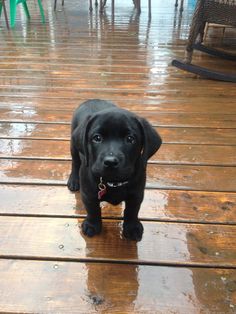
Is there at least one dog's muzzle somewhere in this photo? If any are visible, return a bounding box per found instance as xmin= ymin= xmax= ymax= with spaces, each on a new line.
xmin=103 ymin=155 xmax=119 ymax=169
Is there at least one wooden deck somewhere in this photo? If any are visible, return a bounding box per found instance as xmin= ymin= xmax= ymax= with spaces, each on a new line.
xmin=1 ymin=0 xmax=236 ymax=313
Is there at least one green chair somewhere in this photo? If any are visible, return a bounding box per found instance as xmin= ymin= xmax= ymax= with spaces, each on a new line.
xmin=9 ymin=0 xmax=45 ymax=27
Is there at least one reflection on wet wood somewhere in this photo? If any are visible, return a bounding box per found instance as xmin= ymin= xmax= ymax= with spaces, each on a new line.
xmin=1 ymin=260 xmax=235 ymax=314
xmin=1 ymin=159 xmax=236 ymax=191
xmin=1 ymin=123 xmax=236 ymax=146
xmin=1 ymin=108 xmax=236 ymax=127
xmin=0 ymin=0 xmax=236 ymax=312
xmin=147 ymin=164 xmax=236 ymax=192
xmin=0 ymin=123 xmax=70 ymax=140
xmin=160 ymin=127 xmax=236 ymax=145
xmin=1 ymin=139 xmax=236 ymax=166
xmin=0 ymin=185 xmax=235 ymax=224
xmin=1 ymin=76 xmax=236 ymax=97
xmin=1 ymin=98 xmax=236 ymax=113
xmin=0 ymin=216 xmax=236 ymax=266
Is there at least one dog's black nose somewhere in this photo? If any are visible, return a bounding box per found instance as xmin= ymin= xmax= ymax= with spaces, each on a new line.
xmin=103 ymin=156 xmax=119 ymax=168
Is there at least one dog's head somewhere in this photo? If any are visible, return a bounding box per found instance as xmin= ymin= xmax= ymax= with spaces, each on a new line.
xmin=72 ymin=108 xmax=162 ymax=182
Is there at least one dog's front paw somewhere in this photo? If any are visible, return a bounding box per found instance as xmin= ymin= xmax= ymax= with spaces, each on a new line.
xmin=82 ymin=219 xmax=102 ymax=237
xmin=67 ymin=174 xmax=80 ymax=191
xmin=123 ymin=220 xmax=144 ymax=241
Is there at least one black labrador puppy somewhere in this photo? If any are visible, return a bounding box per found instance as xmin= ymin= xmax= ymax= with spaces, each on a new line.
xmin=67 ymin=99 xmax=162 ymax=241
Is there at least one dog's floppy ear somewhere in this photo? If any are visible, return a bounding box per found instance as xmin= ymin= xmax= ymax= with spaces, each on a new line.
xmin=138 ymin=117 xmax=162 ymax=163
xmin=71 ymin=115 xmax=94 ymax=166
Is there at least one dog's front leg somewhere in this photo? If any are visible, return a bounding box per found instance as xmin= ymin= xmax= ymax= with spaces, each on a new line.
xmin=123 ymin=198 xmax=143 ymax=241
xmin=82 ymin=198 xmax=102 ymax=237
xmin=67 ymin=146 xmax=81 ymax=191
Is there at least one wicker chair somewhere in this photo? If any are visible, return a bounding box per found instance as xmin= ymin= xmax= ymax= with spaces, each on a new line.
xmin=172 ymin=0 xmax=236 ymax=82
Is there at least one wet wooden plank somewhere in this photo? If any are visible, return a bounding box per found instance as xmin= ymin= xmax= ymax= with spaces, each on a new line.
xmin=0 ymin=89 xmax=235 ymax=115
xmin=0 ymin=260 xmax=235 ymax=314
xmin=1 ymin=74 xmax=236 ymax=97
xmin=1 ymin=57 xmax=236 ymax=72
xmin=0 ymin=159 xmax=70 ymax=185
xmin=0 ymin=159 xmax=235 ymax=192
xmin=0 ymin=48 xmax=235 ymax=61
xmin=147 ymin=164 xmax=236 ymax=192
xmin=1 ymin=98 xmax=236 ymax=114
xmin=1 ymin=60 xmax=236 ymax=84
xmin=153 ymin=144 xmax=236 ymax=166
xmin=0 ymin=69 xmax=208 ymax=81
xmin=0 ymin=139 xmax=70 ymax=160
xmin=160 ymin=127 xmax=236 ymax=145
xmin=1 ymin=139 xmax=236 ymax=166
xmin=0 ymin=72 xmax=235 ymax=86
xmin=0 ymin=123 xmax=70 ymax=140
xmin=0 ymin=216 xmax=236 ymax=266
xmin=1 ymin=123 xmax=236 ymax=146
xmin=1 ymin=108 xmax=236 ymax=127
xmin=0 ymin=185 xmax=235 ymax=224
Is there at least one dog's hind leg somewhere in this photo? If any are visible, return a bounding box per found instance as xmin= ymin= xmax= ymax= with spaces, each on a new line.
xmin=67 ymin=146 xmax=81 ymax=191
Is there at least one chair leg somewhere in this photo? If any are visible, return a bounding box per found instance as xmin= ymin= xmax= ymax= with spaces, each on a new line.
xmin=10 ymin=0 xmax=17 ymax=27
xmin=9 ymin=0 xmax=45 ymax=27
xmin=89 ymin=0 xmax=93 ymax=11
xmin=54 ymin=0 xmax=57 ymax=11
xmin=22 ymin=1 xmax=31 ymax=20
xmin=184 ymin=20 xmax=206 ymax=62
xmin=148 ymin=0 xmax=151 ymax=18
xmin=3 ymin=1 xmax=9 ymax=28
xmin=136 ymin=0 xmax=141 ymax=13
xmin=99 ymin=0 xmax=106 ymax=12
xmin=185 ymin=6 xmax=205 ymax=63
xmin=37 ymin=0 xmax=45 ymax=23
xmin=0 ymin=0 xmax=10 ymax=29
xmin=54 ymin=0 xmax=65 ymax=10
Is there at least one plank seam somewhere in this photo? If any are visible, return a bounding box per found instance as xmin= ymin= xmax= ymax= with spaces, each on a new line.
xmin=1 ymin=120 xmax=236 ymax=129
xmin=0 ymin=213 xmax=235 ymax=226
xmin=0 ymin=255 xmax=235 ymax=269
xmin=1 ymin=156 xmax=235 ymax=167
xmin=1 ymin=137 xmax=236 ymax=147
xmin=1 ymin=181 xmax=236 ymax=193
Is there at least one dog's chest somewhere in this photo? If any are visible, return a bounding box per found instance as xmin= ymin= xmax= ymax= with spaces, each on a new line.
xmin=101 ymin=187 xmax=127 ymax=205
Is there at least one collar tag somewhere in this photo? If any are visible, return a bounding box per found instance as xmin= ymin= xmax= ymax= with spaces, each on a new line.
xmin=98 ymin=177 xmax=107 ymax=200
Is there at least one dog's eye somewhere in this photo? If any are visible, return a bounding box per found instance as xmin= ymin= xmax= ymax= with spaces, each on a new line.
xmin=92 ymin=134 xmax=103 ymax=143
xmin=126 ymin=135 xmax=135 ymax=144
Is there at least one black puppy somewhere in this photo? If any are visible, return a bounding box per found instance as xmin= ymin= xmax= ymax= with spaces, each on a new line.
xmin=67 ymin=99 xmax=162 ymax=241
